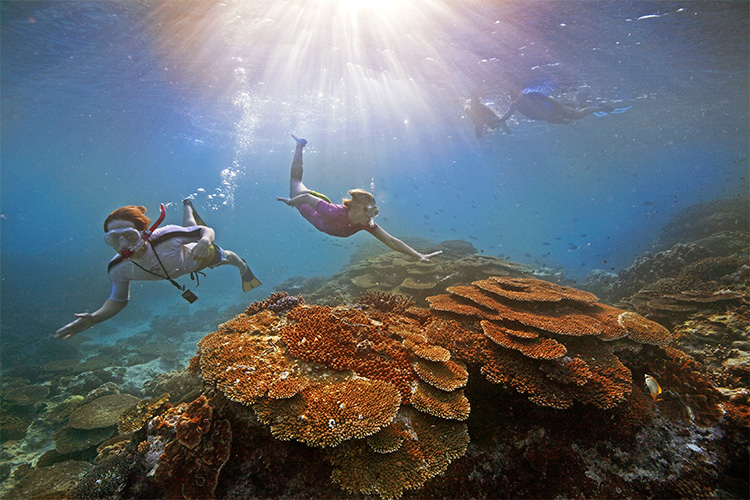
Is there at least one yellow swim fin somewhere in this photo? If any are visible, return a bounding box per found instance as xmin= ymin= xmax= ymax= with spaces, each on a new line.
xmin=241 ymin=260 xmax=261 ymax=292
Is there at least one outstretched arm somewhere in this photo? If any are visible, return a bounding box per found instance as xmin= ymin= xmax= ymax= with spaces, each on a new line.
xmin=276 ymin=193 xmax=321 ymax=209
xmin=55 ymin=298 xmax=128 ymax=339
xmin=371 ymin=226 xmax=442 ymax=261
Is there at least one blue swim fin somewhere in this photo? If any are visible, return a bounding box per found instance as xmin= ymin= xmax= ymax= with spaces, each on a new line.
xmin=594 ymin=105 xmax=631 ymax=117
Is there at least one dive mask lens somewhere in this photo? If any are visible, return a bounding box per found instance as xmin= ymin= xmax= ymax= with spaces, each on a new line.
xmin=365 ymin=205 xmax=380 ymax=218
xmin=104 ymin=228 xmax=141 ymax=249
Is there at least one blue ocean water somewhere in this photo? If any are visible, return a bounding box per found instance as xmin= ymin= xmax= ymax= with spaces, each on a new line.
xmin=1 ymin=1 xmax=748 ymax=368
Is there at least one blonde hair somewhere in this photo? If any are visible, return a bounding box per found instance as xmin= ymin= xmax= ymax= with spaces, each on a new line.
xmin=343 ymin=189 xmax=375 ymax=210
xmin=104 ymin=205 xmax=150 ymax=232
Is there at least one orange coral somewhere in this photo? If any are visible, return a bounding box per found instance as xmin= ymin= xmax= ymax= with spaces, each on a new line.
xmin=192 ymin=299 xmax=477 ymax=498
xmin=328 ymin=408 xmax=469 ymax=499
xmin=422 ymin=277 xmax=660 ymax=410
xmin=481 ymin=320 xmax=567 ymax=359
xmin=413 ymin=358 xmax=468 ymax=391
xmin=280 ymin=305 xmax=417 ymax=403
xmin=366 ymin=422 xmax=408 ymax=454
xmin=617 ymin=311 xmax=672 ymax=346
xmin=410 ymin=382 xmax=470 ymax=420
xmin=196 ymin=310 xmax=299 ymax=406
xmin=475 ymin=276 xmax=599 ymax=303
xmin=649 ymin=347 xmax=724 ymax=426
xmin=441 ymin=286 xmax=603 ymax=336
xmin=253 ymin=379 xmax=401 ymax=447
xmin=410 ymin=343 xmax=452 ymax=362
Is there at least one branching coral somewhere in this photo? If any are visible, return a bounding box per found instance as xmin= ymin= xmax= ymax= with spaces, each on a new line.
xmin=245 ymin=291 xmax=305 ymax=316
xmin=357 ymin=291 xmax=415 ymax=314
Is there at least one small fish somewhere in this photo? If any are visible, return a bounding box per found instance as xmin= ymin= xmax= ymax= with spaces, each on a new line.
xmin=644 ymin=374 xmax=662 ymax=401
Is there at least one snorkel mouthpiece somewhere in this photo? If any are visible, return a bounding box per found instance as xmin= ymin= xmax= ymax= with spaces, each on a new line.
xmin=117 ymin=203 xmax=167 ymax=260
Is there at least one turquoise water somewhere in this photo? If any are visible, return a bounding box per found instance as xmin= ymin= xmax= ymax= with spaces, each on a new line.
xmin=1 ymin=1 xmax=748 ymax=367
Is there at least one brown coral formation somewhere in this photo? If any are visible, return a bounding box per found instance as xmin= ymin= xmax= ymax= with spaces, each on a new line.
xmin=647 ymin=347 xmax=725 ymax=427
xmin=191 ymin=300 xmax=471 ymax=498
xmin=254 ymin=379 xmax=401 ymax=447
xmin=153 ymin=395 xmax=232 ymax=499
xmin=357 ymin=291 xmax=415 ymax=314
xmin=424 ymin=277 xmax=671 ymax=410
xmin=328 ymin=408 xmax=469 ymax=499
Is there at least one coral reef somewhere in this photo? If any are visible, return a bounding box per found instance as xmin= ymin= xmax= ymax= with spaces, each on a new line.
xmin=189 ymin=300 xmax=472 ymax=497
xmin=274 ymin=238 xmax=535 ymax=306
xmin=424 ymin=277 xmax=671 ymax=410
xmin=357 ymin=291 xmax=416 ymax=314
xmin=244 ymin=291 xmax=305 ymax=316
xmin=68 ymin=394 xmax=141 ymax=430
xmin=653 ymin=196 xmax=749 ymax=251
xmin=152 ymin=395 xmax=232 ymax=499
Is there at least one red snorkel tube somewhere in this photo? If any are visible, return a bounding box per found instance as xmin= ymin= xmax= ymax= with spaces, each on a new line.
xmin=120 ymin=203 xmax=166 ymax=260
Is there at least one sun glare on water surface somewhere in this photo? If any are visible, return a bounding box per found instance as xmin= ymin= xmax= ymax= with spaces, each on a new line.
xmin=149 ymin=0 xmax=519 ymax=201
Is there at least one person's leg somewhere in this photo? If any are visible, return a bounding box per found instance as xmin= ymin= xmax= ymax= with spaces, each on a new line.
xmin=223 ymin=249 xmax=246 ymax=272
xmin=224 ymin=249 xmax=262 ymax=291
xmin=183 ymin=199 xmax=197 ymax=226
xmin=290 ymin=135 xmax=311 ymax=198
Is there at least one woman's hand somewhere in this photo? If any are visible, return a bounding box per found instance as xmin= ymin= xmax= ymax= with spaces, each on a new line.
xmin=419 ymin=250 xmax=443 ymax=262
xmin=55 ymin=313 xmax=96 ymax=339
xmin=191 ymin=239 xmax=211 ymax=260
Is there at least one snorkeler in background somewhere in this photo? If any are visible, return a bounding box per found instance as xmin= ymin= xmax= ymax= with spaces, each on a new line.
xmin=55 ymin=200 xmax=261 ymax=340
xmin=276 ymin=135 xmax=442 ymax=262
xmin=465 ymin=91 xmax=511 ymax=139
xmin=498 ymin=84 xmax=617 ymax=125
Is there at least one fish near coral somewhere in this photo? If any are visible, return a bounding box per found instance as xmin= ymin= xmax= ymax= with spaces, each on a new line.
xmin=644 ymin=374 xmax=662 ymax=401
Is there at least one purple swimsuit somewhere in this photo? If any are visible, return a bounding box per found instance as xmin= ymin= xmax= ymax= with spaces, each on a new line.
xmin=298 ymin=200 xmax=378 ymax=237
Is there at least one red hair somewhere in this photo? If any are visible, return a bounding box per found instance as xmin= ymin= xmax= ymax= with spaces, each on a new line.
xmin=104 ymin=205 xmax=151 ymax=232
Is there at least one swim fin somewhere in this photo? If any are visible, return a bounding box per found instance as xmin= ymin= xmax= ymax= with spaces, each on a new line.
xmin=594 ymin=105 xmax=631 ymax=118
xmin=183 ymin=199 xmax=207 ymax=226
xmin=241 ymin=259 xmax=262 ymax=292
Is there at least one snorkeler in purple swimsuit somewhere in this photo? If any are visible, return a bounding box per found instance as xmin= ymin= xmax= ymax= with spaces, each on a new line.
xmin=276 ymin=136 xmax=442 ymax=261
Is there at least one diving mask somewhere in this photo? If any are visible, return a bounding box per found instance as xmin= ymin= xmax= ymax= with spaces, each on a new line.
xmin=104 ymin=227 xmax=145 ymax=257
xmin=365 ymin=205 xmax=380 ymax=219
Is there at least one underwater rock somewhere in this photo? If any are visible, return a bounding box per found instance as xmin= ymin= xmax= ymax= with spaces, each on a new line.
xmin=0 ymin=407 xmax=34 ymax=442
